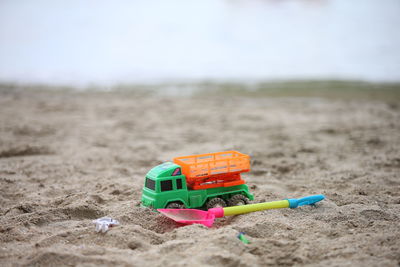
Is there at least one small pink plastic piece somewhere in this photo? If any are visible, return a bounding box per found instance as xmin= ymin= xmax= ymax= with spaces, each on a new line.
xmin=208 ymin=207 xmax=224 ymax=218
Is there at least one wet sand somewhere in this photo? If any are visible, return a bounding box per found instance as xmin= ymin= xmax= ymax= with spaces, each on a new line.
xmin=0 ymin=86 xmax=399 ymax=266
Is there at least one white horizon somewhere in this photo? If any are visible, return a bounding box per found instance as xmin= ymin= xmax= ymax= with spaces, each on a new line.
xmin=1 ymin=0 xmax=399 ymax=86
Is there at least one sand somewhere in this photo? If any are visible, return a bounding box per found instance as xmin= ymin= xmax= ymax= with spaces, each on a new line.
xmin=0 ymin=86 xmax=399 ymax=266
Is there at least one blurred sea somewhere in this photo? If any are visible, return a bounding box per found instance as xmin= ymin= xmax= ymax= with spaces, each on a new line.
xmin=0 ymin=0 xmax=399 ymax=86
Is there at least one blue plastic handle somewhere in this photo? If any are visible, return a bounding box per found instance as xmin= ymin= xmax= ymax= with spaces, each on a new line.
xmin=287 ymin=194 xmax=325 ymax=208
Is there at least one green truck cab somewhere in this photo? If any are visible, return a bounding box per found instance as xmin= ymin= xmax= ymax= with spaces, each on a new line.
xmin=141 ymin=151 xmax=254 ymax=210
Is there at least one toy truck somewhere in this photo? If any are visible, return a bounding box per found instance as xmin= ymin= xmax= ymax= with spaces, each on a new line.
xmin=141 ymin=151 xmax=254 ymax=209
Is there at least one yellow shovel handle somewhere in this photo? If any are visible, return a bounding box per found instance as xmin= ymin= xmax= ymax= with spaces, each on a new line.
xmin=222 ymin=200 xmax=289 ymax=216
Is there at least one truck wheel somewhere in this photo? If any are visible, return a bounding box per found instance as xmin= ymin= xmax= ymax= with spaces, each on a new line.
xmin=206 ymin=198 xmax=227 ymax=209
xmin=166 ymin=202 xmax=185 ymax=209
xmin=227 ymin=195 xmax=249 ymax=206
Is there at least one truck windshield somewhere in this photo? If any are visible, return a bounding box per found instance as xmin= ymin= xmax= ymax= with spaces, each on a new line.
xmin=145 ymin=178 xmax=155 ymax=190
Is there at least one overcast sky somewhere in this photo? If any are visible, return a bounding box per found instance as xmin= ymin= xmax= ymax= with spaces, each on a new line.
xmin=0 ymin=0 xmax=399 ymax=86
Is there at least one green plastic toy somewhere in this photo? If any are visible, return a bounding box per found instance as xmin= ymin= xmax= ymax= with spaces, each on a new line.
xmin=141 ymin=151 xmax=254 ymax=210
xmin=237 ymin=232 xmax=250 ymax=244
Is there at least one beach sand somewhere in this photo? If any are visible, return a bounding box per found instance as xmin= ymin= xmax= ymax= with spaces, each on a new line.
xmin=0 ymin=86 xmax=399 ymax=266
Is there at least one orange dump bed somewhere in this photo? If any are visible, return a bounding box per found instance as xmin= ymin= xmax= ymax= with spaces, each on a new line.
xmin=173 ymin=151 xmax=250 ymax=190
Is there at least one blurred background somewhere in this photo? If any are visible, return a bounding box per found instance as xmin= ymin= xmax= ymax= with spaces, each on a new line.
xmin=0 ymin=0 xmax=399 ymax=87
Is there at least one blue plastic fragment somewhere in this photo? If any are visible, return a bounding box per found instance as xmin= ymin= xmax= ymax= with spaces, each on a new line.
xmin=287 ymin=194 xmax=325 ymax=208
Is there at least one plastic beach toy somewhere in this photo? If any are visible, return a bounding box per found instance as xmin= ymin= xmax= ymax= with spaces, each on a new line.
xmin=141 ymin=151 xmax=254 ymax=210
xmin=237 ymin=232 xmax=250 ymax=244
xmin=92 ymin=217 xmax=120 ymax=233
xmin=158 ymin=194 xmax=325 ymax=227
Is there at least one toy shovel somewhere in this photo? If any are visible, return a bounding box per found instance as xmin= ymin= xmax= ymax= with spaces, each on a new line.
xmin=158 ymin=194 xmax=325 ymax=227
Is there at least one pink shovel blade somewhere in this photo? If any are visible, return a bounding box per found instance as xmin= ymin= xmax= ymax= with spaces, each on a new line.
xmin=158 ymin=209 xmax=216 ymax=227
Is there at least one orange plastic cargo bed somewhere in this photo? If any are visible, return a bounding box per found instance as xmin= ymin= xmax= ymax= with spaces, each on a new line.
xmin=173 ymin=151 xmax=250 ymax=190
